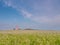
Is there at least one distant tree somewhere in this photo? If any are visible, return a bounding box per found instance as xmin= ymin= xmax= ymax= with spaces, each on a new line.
xmin=18 ymin=28 xmax=21 ymax=30
xmin=13 ymin=28 xmax=15 ymax=30
xmin=24 ymin=28 xmax=33 ymax=30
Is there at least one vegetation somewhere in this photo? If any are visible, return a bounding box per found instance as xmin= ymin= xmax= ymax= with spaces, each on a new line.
xmin=0 ymin=30 xmax=60 ymax=45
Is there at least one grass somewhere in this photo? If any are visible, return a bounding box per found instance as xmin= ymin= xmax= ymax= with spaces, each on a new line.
xmin=0 ymin=30 xmax=60 ymax=45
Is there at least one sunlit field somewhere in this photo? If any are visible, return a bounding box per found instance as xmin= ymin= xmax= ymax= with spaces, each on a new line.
xmin=0 ymin=30 xmax=60 ymax=45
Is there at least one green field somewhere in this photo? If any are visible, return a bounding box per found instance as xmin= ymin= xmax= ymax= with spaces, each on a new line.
xmin=0 ymin=30 xmax=60 ymax=45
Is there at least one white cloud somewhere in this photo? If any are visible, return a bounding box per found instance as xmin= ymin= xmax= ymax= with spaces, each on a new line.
xmin=21 ymin=10 xmax=60 ymax=25
xmin=32 ymin=15 xmax=60 ymax=26
xmin=5 ymin=0 xmax=11 ymax=7
xmin=21 ymin=10 xmax=32 ymax=18
xmin=3 ymin=0 xmax=16 ymax=8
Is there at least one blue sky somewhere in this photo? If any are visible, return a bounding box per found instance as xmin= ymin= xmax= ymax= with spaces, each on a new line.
xmin=0 ymin=0 xmax=60 ymax=30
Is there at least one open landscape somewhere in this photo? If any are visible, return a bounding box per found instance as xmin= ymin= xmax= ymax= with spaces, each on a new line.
xmin=0 ymin=0 xmax=60 ymax=45
xmin=0 ymin=30 xmax=60 ymax=45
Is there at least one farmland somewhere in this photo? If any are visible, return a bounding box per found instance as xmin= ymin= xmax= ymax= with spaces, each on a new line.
xmin=0 ymin=30 xmax=60 ymax=45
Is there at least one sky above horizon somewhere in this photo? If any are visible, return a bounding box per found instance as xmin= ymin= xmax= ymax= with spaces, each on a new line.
xmin=0 ymin=0 xmax=60 ymax=30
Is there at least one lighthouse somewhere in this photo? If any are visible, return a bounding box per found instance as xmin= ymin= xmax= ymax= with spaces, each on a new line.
xmin=15 ymin=25 xmax=19 ymax=30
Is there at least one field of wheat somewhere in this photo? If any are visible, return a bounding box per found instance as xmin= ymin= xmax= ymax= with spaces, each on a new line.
xmin=0 ymin=30 xmax=60 ymax=45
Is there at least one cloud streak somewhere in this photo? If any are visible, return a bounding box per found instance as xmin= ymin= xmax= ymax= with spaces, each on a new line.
xmin=21 ymin=10 xmax=32 ymax=18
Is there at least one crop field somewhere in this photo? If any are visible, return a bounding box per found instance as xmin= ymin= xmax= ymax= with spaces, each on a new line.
xmin=0 ymin=30 xmax=60 ymax=45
